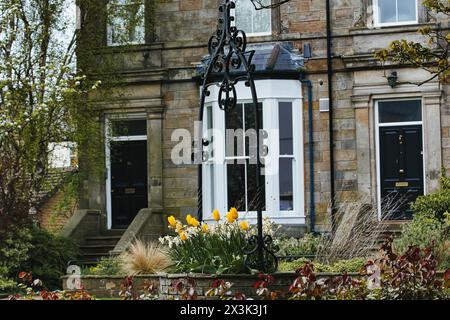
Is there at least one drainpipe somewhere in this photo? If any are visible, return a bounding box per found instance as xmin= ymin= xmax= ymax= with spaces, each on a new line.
xmin=300 ymin=74 xmax=315 ymax=233
xmin=326 ymin=0 xmax=336 ymax=232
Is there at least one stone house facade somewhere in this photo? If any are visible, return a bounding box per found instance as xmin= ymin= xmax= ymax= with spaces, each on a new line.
xmin=72 ymin=0 xmax=450 ymax=248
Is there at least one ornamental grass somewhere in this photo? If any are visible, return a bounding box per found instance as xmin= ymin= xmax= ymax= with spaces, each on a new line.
xmin=120 ymin=240 xmax=172 ymax=276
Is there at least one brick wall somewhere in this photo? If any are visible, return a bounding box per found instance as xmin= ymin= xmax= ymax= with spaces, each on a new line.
xmin=38 ymin=190 xmax=78 ymax=234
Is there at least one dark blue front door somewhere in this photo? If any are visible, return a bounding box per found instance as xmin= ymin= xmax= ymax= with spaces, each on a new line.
xmin=110 ymin=140 xmax=148 ymax=229
xmin=379 ymin=125 xmax=424 ymax=220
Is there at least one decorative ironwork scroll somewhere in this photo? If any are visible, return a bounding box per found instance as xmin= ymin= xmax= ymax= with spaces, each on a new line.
xmin=198 ymin=0 xmax=278 ymax=273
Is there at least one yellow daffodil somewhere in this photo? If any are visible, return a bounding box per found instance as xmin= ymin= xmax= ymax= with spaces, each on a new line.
xmin=176 ymin=223 xmax=183 ymax=233
xmin=239 ymin=221 xmax=250 ymax=231
xmin=230 ymin=207 xmax=238 ymax=219
xmin=167 ymin=215 xmax=177 ymax=227
xmin=180 ymin=232 xmax=188 ymax=241
xmin=191 ymin=218 xmax=200 ymax=227
xmin=186 ymin=214 xmax=193 ymax=225
xmin=213 ymin=209 xmax=220 ymax=221
xmin=202 ymin=223 xmax=209 ymax=233
xmin=226 ymin=212 xmax=235 ymax=224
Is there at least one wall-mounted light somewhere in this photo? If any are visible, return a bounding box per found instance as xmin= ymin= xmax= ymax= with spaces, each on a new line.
xmin=387 ymin=71 xmax=398 ymax=88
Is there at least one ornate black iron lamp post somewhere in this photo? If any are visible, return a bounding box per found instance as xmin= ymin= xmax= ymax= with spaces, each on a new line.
xmin=198 ymin=0 xmax=278 ymax=273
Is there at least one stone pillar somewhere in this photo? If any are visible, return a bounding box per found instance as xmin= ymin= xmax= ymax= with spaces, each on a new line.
xmin=423 ymin=93 xmax=443 ymax=193
xmin=353 ymin=95 xmax=372 ymax=199
xmin=148 ymin=109 xmax=164 ymax=210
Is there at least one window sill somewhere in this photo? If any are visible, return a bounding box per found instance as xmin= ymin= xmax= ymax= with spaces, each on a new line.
xmin=246 ymin=32 xmax=272 ymax=38
xmin=349 ymin=22 xmax=436 ymax=36
xmin=106 ymin=42 xmax=146 ymax=47
xmin=245 ymin=33 xmax=275 ymax=43
xmin=373 ymin=21 xmax=419 ymax=28
xmin=203 ymin=214 xmax=306 ymax=226
xmin=92 ymin=42 xmax=164 ymax=54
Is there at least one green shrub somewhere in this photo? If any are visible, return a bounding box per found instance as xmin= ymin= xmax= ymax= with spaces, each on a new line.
xmin=1 ymin=227 xmax=79 ymax=290
xmin=411 ymin=174 xmax=450 ymax=220
xmin=21 ymin=228 xmax=79 ymax=289
xmin=0 ymin=228 xmax=33 ymax=278
xmin=394 ymin=211 xmax=449 ymax=269
xmin=278 ymin=257 xmax=366 ymax=273
xmin=84 ymin=257 xmax=123 ymax=276
xmin=278 ymin=258 xmax=310 ymax=272
xmin=275 ymin=233 xmax=327 ymax=258
xmin=0 ymin=277 xmax=17 ymax=294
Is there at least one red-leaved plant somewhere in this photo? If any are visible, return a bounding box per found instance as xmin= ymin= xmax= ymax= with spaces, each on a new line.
xmin=289 ymin=239 xmax=449 ymax=300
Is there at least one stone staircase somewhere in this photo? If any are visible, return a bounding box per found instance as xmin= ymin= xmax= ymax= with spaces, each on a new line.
xmin=369 ymin=221 xmax=407 ymax=253
xmin=377 ymin=221 xmax=405 ymax=241
xmin=77 ymin=230 xmax=124 ymax=265
xmin=61 ymin=209 xmax=166 ymax=266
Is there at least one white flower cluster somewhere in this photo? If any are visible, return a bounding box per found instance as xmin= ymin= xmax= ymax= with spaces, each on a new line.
xmin=159 ymin=235 xmax=182 ymax=249
xmin=249 ymin=217 xmax=280 ymax=238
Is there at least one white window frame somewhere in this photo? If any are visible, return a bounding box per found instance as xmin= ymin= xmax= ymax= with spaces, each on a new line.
xmin=374 ymin=98 xmax=425 ymax=220
xmin=202 ymin=80 xmax=305 ymax=225
xmin=373 ymin=0 xmax=419 ymax=28
xmin=232 ymin=0 xmax=272 ymax=37
xmin=105 ymin=113 xmax=147 ymax=230
xmin=106 ymin=0 xmax=146 ymax=46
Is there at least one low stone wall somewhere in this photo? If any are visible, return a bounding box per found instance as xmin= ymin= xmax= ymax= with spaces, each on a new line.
xmin=61 ymin=272 xmax=359 ymax=300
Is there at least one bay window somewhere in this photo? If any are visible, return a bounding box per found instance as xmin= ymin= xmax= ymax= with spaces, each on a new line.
xmin=202 ymin=80 xmax=305 ymax=225
xmin=374 ymin=0 xmax=418 ymax=27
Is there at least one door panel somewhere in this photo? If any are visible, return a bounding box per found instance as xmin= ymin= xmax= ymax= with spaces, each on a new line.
xmin=110 ymin=140 xmax=148 ymax=229
xmin=379 ymin=125 xmax=423 ymax=220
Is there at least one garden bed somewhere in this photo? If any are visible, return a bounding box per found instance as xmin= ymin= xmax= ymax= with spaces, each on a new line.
xmin=61 ymin=272 xmax=360 ymax=299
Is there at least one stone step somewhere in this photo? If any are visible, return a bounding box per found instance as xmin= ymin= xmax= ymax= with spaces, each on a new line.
xmin=85 ymin=236 xmax=122 ymax=246
xmin=101 ymin=229 xmax=126 ymax=236
xmin=79 ymin=244 xmax=116 ymax=255
xmin=378 ymin=221 xmax=408 ymax=231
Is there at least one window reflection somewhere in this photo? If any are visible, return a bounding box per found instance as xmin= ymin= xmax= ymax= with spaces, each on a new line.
xmin=378 ymin=100 xmax=422 ymax=123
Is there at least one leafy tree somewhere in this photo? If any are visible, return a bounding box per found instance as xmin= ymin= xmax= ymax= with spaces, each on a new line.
xmin=0 ymin=0 xmax=101 ymax=234
xmin=376 ymin=0 xmax=450 ymax=85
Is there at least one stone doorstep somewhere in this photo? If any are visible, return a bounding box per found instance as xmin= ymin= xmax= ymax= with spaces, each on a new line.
xmin=61 ymin=272 xmax=362 ymax=299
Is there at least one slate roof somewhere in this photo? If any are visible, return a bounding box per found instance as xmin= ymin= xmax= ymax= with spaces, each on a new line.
xmin=196 ymin=42 xmax=304 ymax=77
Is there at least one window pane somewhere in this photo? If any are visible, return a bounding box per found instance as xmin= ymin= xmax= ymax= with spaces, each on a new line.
xmin=280 ymin=158 xmax=294 ymax=211
xmin=279 ymin=102 xmax=293 ymax=155
xmin=112 ymin=119 xmax=147 ymax=136
xmin=398 ymin=0 xmax=416 ymax=22
xmin=108 ymin=0 xmax=145 ymax=45
xmin=225 ymin=104 xmax=244 ymax=157
xmin=247 ymin=163 xmax=266 ymax=211
xmin=235 ymin=0 xmax=271 ymax=34
xmin=253 ymin=0 xmax=271 ymax=33
xmin=378 ymin=100 xmax=422 ymax=123
xmin=235 ymin=1 xmax=253 ymax=33
xmin=379 ymin=0 xmax=396 ymax=23
xmin=244 ymin=103 xmax=263 ymax=157
xmin=227 ymin=164 xmax=246 ymax=211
